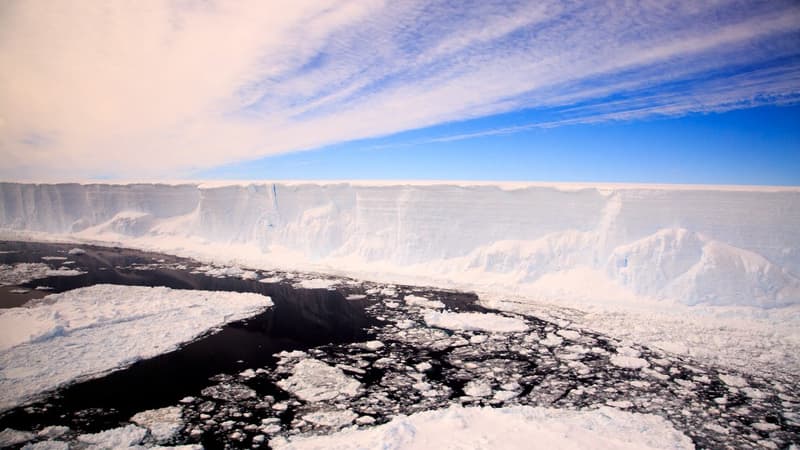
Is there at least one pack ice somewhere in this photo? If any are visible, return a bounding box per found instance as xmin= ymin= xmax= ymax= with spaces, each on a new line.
xmin=1 ymin=181 xmax=797 ymax=309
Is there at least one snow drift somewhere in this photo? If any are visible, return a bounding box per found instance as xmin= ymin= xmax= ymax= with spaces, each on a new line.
xmin=1 ymin=181 xmax=798 ymax=308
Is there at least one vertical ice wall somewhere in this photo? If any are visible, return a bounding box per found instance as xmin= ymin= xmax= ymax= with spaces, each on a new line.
xmin=0 ymin=182 xmax=798 ymax=307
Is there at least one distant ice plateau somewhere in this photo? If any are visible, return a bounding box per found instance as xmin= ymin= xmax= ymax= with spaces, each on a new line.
xmin=1 ymin=181 xmax=798 ymax=373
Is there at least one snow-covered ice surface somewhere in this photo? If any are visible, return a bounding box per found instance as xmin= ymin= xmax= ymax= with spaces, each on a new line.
xmin=403 ymin=294 xmax=444 ymax=309
xmin=76 ymin=424 xmax=149 ymax=448
xmin=0 ymin=284 xmax=272 ymax=411
xmin=424 ymin=310 xmax=528 ymax=333
xmin=292 ymin=278 xmax=338 ymax=290
xmin=276 ymin=359 xmax=361 ymax=402
xmin=271 ymin=404 xmax=693 ymax=450
xmin=0 ymin=428 xmax=35 ymax=447
xmin=0 ymin=181 xmax=798 ymax=376
xmin=130 ymin=406 xmax=184 ymax=443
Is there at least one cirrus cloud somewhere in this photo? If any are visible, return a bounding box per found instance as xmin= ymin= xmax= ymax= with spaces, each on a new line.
xmin=1 ymin=0 xmax=799 ymax=179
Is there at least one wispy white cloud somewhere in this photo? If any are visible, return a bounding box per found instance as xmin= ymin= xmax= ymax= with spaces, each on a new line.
xmin=1 ymin=0 xmax=798 ymax=178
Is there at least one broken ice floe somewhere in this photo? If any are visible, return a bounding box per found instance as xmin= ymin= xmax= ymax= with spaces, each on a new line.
xmin=130 ymin=406 xmax=184 ymax=443
xmin=0 ymin=263 xmax=86 ymax=286
xmin=0 ymin=284 xmax=271 ymax=411
xmin=403 ymin=294 xmax=445 ymax=309
xmin=423 ymin=311 xmax=528 ymax=333
xmin=277 ymin=359 xmax=361 ymax=402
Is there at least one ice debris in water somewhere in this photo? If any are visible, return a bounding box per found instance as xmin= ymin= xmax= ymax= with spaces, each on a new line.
xmin=424 ymin=311 xmax=528 ymax=333
xmin=130 ymin=406 xmax=184 ymax=443
xmin=277 ymin=359 xmax=361 ymax=402
xmin=403 ymin=295 xmax=445 ymax=309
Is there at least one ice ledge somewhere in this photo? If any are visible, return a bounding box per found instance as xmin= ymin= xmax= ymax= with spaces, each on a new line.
xmin=2 ymin=180 xmax=798 ymax=192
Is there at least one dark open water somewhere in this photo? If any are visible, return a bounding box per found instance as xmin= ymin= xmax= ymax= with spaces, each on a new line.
xmin=0 ymin=241 xmax=384 ymax=440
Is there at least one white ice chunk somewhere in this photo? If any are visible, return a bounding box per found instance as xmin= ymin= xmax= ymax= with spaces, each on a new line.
xmin=200 ymin=266 xmax=248 ymax=278
xmin=301 ymin=409 xmax=358 ymax=428
xmin=277 ymin=359 xmax=361 ymax=402
xmin=77 ymin=424 xmax=148 ymax=448
xmin=130 ymin=406 xmax=183 ymax=443
xmin=540 ymin=333 xmax=563 ymax=347
xmin=239 ymin=368 xmax=257 ymax=379
xmin=259 ymin=276 xmax=283 ymax=283
xmin=463 ymin=380 xmax=492 ymax=397
xmin=364 ymin=340 xmax=384 ymax=351
xmin=240 ymin=270 xmax=258 ymax=280
xmin=404 ymin=295 xmax=445 ymax=309
xmin=424 ymin=311 xmax=527 ymax=333
xmin=45 ymin=267 xmax=86 ymax=277
xmin=0 ymin=428 xmax=34 ymax=447
xmin=610 ymin=355 xmax=650 ymax=369
xmin=0 ymin=263 xmax=84 ymax=286
xmin=557 ymin=329 xmax=581 ymax=340
xmin=719 ymin=374 xmax=748 ymax=387
xmin=22 ymin=441 xmax=69 ymax=450
xmin=37 ymin=426 xmax=69 ymax=439
xmin=293 ymin=278 xmax=337 ymax=290
xmin=0 ymin=285 xmax=271 ymax=411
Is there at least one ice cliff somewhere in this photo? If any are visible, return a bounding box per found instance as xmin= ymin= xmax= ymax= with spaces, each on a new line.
xmin=1 ymin=181 xmax=798 ymax=308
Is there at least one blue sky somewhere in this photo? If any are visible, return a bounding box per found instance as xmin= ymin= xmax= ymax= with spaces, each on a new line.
xmin=201 ymin=104 xmax=800 ymax=185
xmin=1 ymin=0 xmax=799 ymax=184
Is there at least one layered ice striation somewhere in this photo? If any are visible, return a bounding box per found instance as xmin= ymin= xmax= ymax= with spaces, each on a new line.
xmin=1 ymin=182 xmax=798 ymax=308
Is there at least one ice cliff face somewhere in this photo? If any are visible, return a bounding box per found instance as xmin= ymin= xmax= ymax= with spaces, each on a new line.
xmin=1 ymin=182 xmax=798 ymax=308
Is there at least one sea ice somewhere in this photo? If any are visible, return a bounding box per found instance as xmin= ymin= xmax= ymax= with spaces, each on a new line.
xmin=403 ymin=295 xmax=445 ymax=309
xmin=271 ymin=404 xmax=693 ymax=450
xmin=424 ymin=311 xmax=528 ymax=333
xmin=22 ymin=441 xmax=69 ymax=450
xmin=130 ymin=406 xmax=184 ymax=443
xmin=0 ymin=263 xmax=85 ymax=286
xmin=277 ymin=359 xmax=361 ymax=402
xmin=463 ymin=380 xmax=493 ymax=397
xmin=610 ymin=355 xmax=650 ymax=369
xmin=719 ymin=374 xmax=748 ymax=388
xmin=294 ymin=278 xmax=337 ymax=289
xmin=76 ymin=424 xmax=148 ymax=448
xmin=0 ymin=428 xmax=35 ymax=447
xmin=0 ymin=285 xmax=271 ymax=411
xmin=301 ymin=409 xmax=358 ymax=428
